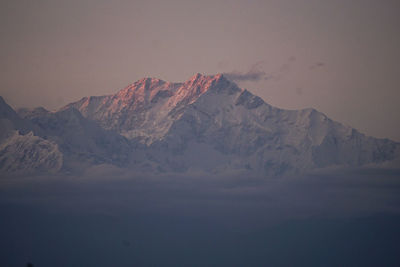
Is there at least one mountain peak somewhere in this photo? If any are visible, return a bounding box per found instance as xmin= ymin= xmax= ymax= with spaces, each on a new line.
xmin=188 ymin=73 xmax=226 ymax=83
xmin=182 ymin=73 xmax=237 ymax=96
xmin=127 ymin=77 xmax=167 ymax=92
xmin=189 ymin=73 xmax=203 ymax=81
xmin=0 ymin=96 xmax=18 ymax=119
xmin=136 ymin=77 xmax=165 ymax=85
xmin=17 ymin=107 xmax=49 ymax=119
xmin=114 ymin=74 xmax=231 ymax=99
xmin=112 ymin=77 xmax=173 ymax=105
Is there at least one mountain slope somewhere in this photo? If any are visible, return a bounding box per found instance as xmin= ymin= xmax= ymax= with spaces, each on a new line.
xmin=0 ymin=97 xmax=63 ymax=174
xmin=26 ymin=107 xmax=132 ymax=171
xmin=0 ymin=96 xmax=34 ymax=141
xmin=0 ymin=131 xmax=62 ymax=174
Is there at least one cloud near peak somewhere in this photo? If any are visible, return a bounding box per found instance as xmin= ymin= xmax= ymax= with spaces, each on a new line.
xmin=223 ymin=62 xmax=268 ymax=82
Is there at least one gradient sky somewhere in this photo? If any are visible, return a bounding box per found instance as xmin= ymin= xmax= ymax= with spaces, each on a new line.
xmin=1 ymin=0 xmax=399 ymax=141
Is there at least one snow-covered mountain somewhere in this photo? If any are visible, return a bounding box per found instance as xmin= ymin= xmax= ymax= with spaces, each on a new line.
xmin=63 ymin=73 xmax=399 ymax=175
xmin=1 ymin=74 xmax=399 ymax=175
xmin=63 ymin=74 xmax=230 ymax=144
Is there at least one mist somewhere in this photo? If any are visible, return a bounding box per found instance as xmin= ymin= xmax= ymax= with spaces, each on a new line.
xmin=1 ymin=166 xmax=400 ymax=266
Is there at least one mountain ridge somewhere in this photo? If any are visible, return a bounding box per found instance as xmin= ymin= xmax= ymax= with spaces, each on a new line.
xmin=63 ymin=73 xmax=240 ymax=143
xmin=1 ymin=73 xmax=399 ymax=176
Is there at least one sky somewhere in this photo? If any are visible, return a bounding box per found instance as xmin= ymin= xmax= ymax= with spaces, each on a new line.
xmin=1 ymin=0 xmax=400 ymax=141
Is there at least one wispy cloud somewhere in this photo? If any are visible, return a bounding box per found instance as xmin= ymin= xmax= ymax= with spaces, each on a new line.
xmin=224 ymin=61 xmax=268 ymax=82
xmin=224 ymin=57 xmax=297 ymax=83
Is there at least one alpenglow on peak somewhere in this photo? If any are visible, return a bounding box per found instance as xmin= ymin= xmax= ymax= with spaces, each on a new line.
xmin=56 ymin=73 xmax=400 ymax=175
xmin=1 ymin=73 xmax=398 ymax=176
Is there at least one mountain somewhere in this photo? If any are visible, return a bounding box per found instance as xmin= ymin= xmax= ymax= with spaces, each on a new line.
xmin=0 ymin=96 xmax=134 ymax=174
xmin=63 ymin=73 xmax=400 ymax=175
xmin=0 ymin=74 xmax=398 ymax=176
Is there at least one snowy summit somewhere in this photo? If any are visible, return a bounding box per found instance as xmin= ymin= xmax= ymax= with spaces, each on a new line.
xmin=1 ymin=74 xmax=399 ymax=176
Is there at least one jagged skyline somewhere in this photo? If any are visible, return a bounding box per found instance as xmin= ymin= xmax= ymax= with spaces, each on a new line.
xmin=1 ymin=0 xmax=399 ymax=143
xmin=1 ymin=73 xmax=398 ymax=176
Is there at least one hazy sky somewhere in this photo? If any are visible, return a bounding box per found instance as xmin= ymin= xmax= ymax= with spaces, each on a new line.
xmin=1 ymin=0 xmax=399 ymax=141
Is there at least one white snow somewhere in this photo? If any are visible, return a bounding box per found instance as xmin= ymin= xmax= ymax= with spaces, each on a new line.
xmin=1 ymin=73 xmax=397 ymax=176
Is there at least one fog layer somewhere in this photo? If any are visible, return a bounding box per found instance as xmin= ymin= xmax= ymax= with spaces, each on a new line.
xmin=1 ymin=167 xmax=400 ymax=266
